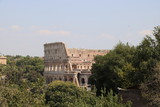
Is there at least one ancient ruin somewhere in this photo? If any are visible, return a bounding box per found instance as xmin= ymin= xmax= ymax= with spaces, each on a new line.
xmin=43 ymin=42 xmax=109 ymax=88
xmin=0 ymin=56 xmax=7 ymax=65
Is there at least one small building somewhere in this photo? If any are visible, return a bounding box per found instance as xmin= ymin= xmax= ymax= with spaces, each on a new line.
xmin=0 ymin=56 xmax=7 ymax=65
xmin=43 ymin=42 xmax=109 ymax=88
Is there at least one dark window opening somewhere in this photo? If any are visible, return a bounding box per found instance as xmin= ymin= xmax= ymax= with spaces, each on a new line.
xmin=65 ymin=77 xmax=67 ymax=81
xmin=70 ymin=78 xmax=73 ymax=82
xmin=55 ymin=49 xmax=57 ymax=54
xmin=82 ymin=78 xmax=85 ymax=84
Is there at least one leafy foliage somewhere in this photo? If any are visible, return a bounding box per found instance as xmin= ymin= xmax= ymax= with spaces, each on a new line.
xmin=138 ymin=26 xmax=160 ymax=106
xmin=0 ymin=56 xmax=45 ymax=107
xmin=0 ymin=55 xmax=131 ymax=107
xmin=90 ymin=43 xmax=136 ymax=95
xmin=45 ymin=81 xmax=131 ymax=107
xmin=140 ymin=63 xmax=160 ymax=106
xmin=90 ymin=26 xmax=160 ymax=106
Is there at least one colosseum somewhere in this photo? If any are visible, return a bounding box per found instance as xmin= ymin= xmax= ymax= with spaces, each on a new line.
xmin=44 ymin=42 xmax=109 ymax=88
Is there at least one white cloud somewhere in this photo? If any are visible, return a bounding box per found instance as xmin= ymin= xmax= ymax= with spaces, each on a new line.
xmin=30 ymin=25 xmax=40 ymax=30
xmin=37 ymin=29 xmax=70 ymax=36
xmin=139 ymin=30 xmax=152 ymax=36
xmin=99 ymin=33 xmax=116 ymax=40
xmin=11 ymin=25 xmax=22 ymax=30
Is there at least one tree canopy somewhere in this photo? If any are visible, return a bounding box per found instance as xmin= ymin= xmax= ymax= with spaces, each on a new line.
xmin=90 ymin=26 xmax=160 ymax=106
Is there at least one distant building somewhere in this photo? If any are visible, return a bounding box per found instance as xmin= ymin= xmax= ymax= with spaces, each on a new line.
xmin=0 ymin=56 xmax=7 ymax=65
xmin=43 ymin=42 xmax=109 ymax=88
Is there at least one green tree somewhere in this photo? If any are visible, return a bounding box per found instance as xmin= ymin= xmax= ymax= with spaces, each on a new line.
xmin=132 ymin=26 xmax=160 ymax=84
xmin=45 ymin=81 xmax=131 ymax=107
xmin=90 ymin=43 xmax=136 ymax=95
xmin=140 ymin=63 xmax=160 ymax=106
xmin=45 ymin=81 xmax=95 ymax=107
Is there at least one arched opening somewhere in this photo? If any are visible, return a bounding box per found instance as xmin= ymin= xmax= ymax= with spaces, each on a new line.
xmin=81 ymin=78 xmax=85 ymax=84
xmin=69 ymin=78 xmax=73 ymax=82
xmin=77 ymin=73 xmax=80 ymax=82
xmin=72 ymin=64 xmax=77 ymax=70
xmin=64 ymin=77 xmax=67 ymax=81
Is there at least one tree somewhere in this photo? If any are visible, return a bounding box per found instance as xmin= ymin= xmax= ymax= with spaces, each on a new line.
xmin=45 ymin=81 xmax=95 ymax=107
xmin=90 ymin=43 xmax=136 ymax=95
xmin=45 ymin=81 xmax=131 ymax=107
xmin=140 ymin=63 xmax=160 ymax=106
xmin=131 ymin=26 xmax=160 ymax=85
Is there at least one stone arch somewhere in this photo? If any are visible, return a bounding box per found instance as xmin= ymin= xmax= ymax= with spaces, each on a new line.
xmin=69 ymin=78 xmax=73 ymax=82
xmin=77 ymin=73 xmax=81 ymax=83
xmin=81 ymin=78 xmax=85 ymax=84
xmin=72 ymin=64 xmax=77 ymax=70
xmin=64 ymin=77 xmax=67 ymax=81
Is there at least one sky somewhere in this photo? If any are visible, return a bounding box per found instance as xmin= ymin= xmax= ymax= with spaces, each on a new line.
xmin=0 ymin=0 xmax=160 ymax=56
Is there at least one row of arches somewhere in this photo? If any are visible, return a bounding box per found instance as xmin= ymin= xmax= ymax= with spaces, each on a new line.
xmin=46 ymin=74 xmax=88 ymax=86
xmin=46 ymin=76 xmax=73 ymax=84
xmin=45 ymin=64 xmax=69 ymax=72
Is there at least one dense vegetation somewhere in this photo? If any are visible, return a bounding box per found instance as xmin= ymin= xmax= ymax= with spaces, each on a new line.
xmin=0 ymin=56 xmax=45 ymax=106
xmin=0 ymin=26 xmax=159 ymax=106
xmin=45 ymin=81 xmax=131 ymax=107
xmin=0 ymin=56 xmax=131 ymax=107
xmin=90 ymin=26 xmax=160 ymax=106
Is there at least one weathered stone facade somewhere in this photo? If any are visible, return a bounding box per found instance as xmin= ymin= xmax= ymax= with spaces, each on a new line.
xmin=44 ymin=42 xmax=109 ymax=87
xmin=0 ymin=56 xmax=7 ymax=65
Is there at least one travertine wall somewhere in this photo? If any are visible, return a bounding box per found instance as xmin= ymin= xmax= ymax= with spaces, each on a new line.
xmin=44 ymin=42 xmax=68 ymax=61
xmin=44 ymin=42 xmax=71 ymax=72
xmin=68 ymin=48 xmax=109 ymax=71
xmin=0 ymin=56 xmax=7 ymax=65
xmin=68 ymin=48 xmax=109 ymax=62
xmin=44 ymin=42 xmax=109 ymax=87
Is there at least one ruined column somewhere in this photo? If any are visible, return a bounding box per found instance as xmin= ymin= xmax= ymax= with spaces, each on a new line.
xmin=85 ymin=76 xmax=88 ymax=86
xmin=59 ymin=64 xmax=61 ymax=71
xmin=62 ymin=64 xmax=65 ymax=71
xmin=73 ymin=74 xmax=79 ymax=86
xmin=55 ymin=65 xmax=57 ymax=71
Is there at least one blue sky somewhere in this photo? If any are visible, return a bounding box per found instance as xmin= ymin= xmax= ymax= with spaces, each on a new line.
xmin=0 ymin=0 xmax=160 ymax=56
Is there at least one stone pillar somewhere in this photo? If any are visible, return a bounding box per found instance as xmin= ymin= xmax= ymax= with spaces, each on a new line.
xmin=62 ymin=64 xmax=65 ymax=71
xmin=85 ymin=76 xmax=88 ymax=86
xmin=73 ymin=74 xmax=79 ymax=86
xmin=46 ymin=66 xmax=48 ymax=71
xmin=57 ymin=64 xmax=59 ymax=71
xmin=55 ymin=65 xmax=57 ymax=71
xmin=53 ymin=65 xmax=55 ymax=71
xmin=59 ymin=64 xmax=62 ymax=71
xmin=48 ymin=66 xmax=50 ymax=71
xmin=69 ymin=62 xmax=72 ymax=71
xmin=44 ymin=67 xmax=47 ymax=71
